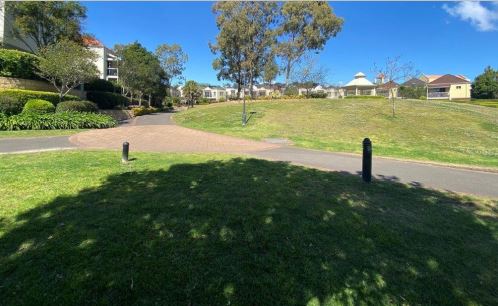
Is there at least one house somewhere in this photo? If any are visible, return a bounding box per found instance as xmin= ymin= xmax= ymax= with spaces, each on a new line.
xmin=342 ymin=72 xmax=376 ymax=96
xmin=376 ymin=81 xmax=399 ymax=98
xmin=202 ymin=86 xmax=226 ymax=101
xmin=402 ymin=77 xmax=427 ymax=88
xmin=426 ymin=74 xmax=471 ymax=100
xmin=0 ymin=5 xmax=37 ymax=52
xmin=83 ymin=36 xmax=119 ymax=82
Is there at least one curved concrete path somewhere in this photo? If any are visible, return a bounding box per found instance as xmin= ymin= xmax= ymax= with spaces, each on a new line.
xmin=1 ymin=112 xmax=497 ymax=198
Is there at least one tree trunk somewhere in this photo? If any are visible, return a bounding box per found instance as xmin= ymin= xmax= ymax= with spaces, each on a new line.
xmin=284 ymin=61 xmax=291 ymax=88
xmin=249 ymin=75 xmax=254 ymax=100
xmin=148 ymin=95 xmax=151 ymax=108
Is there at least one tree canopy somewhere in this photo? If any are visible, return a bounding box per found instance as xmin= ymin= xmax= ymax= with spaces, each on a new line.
xmin=7 ymin=1 xmax=87 ymax=51
xmin=183 ymin=80 xmax=202 ymax=108
xmin=36 ymin=39 xmax=98 ymax=101
xmin=155 ymin=43 xmax=188 ymax=87
xmin=472 ymin=66 xmax=498 ymax=99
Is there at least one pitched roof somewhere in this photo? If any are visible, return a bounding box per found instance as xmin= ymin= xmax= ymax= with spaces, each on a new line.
xmin=344 ymin=72 xmax=374 ymax=87
xmin=377 ymin=80 xmax=399 ymax=89
xmin=402 ymin=77 xmax=426 ymax=87
xmin=429 ymin=74 xmax=470 ymax=86
xmin=82 ymin=36 xmax=104 ymax=47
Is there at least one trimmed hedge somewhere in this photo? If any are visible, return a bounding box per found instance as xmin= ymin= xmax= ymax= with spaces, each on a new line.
xmin=0 ymin=95 xmax=24 ymax=115
xmin=0 ymin=112 xmax=117 ymax=130
xmin=22 ymin=99 xmax=55 ymax=114
xmin=56 ymin=100 xmax=98 ymax=113
xmin=84 ymin=79 xmax=117 ymax=93
xmin=0 ymin=89 xmax=79 ymax=106
xmin=86 ymin=91 xmax=129 ymax=109
xmin=131 ymin=106 xmax=160 ymax=116
xmin=0 ymin=48 xmax=40 ymax=80
xmin=344 ymin=95 xmax=386 ymax=99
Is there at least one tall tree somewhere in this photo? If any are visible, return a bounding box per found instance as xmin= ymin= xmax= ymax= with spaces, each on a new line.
xmin=155 ymin=44 xmax=188 ymax=87
xmin=115 ymin=42 xmax=162 ymax=106
xmin=210 ymin=1 xmax=277 ymax=98
xmin=7 ymin=1 xmax=86 ymax=51
xmin=36 ymin=40 xmax=98 ymax=101
xmin=277 ymin=1 xmax=343 ymax=87
xmin=262 ymin=57 xmax=279 ymax=85
xmin=472 ymin=66 xmax=498 ymax=99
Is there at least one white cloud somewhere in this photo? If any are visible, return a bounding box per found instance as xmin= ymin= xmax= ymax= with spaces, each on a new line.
xmin=443 ymin=1 xmax=498 ymax=31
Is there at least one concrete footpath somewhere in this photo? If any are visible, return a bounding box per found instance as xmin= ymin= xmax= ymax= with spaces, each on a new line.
xmin=0 ymin=112 xmax=497 ymax=198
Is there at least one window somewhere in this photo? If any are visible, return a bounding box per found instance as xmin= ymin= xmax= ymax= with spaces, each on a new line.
xmin=456 ymin=86 xmax=461 ymax=89
xmin=204 ymin=91 xmax=211 ymax=98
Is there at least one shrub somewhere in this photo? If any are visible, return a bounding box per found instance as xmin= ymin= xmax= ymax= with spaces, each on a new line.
xmin=0 ymin=48 xmax=40 ymax=80
xmin=56 ymin=100 xmax=98 ymax=113
xmin=307 ymin=92 xmax=328 ymax=99
xmin=419 ymin=96 xmax=427 ymax=100
xmin=86 ymin=91 xmax=129 ymax=109
xmin=283 ymin=86 xmax=298 ymax=96
xmin=84 ymin=79 xmax=117 ymax=93
xmin=22 ymin=99 xmax=55 ymax=114
xmin=132 ymin=107 xmax=159 ymax=117
xmin=0 ymin=112 xmax=117 ymax=130
xmin=0 ymin=89 xmax=79 ymax=106
xmin=0 ymin=95 xmax=24 ymax=115
xmin=218 ymin=97 xmax=226 ymax=102
xmin=197 ymin=98 xmax=211 ymax=105
xmin=344 ymin=95 xmax=385 ymax=99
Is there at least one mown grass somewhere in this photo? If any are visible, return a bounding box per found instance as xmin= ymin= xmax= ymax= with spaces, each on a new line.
xmin=1 ymin=151 xmax=497 ymax=305
xmin=0 ymin=129 xmax=85 ymax=138
xmin=471 ymin=99 xmax=498 ymax=108
xmin=174 ymin=99 xmax=498 ymax=168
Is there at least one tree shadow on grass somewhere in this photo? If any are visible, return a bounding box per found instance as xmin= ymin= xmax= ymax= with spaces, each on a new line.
xmin=1 ymin=158 xmax=497 ymax=305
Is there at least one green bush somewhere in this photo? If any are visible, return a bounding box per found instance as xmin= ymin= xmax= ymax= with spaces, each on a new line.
xmin=56 ymin=100 xmax=98 ymax=113
xmin=399 ymin=86 xmax=426 ymax=99
xmin=307 ymin=92 xmax=328 ymax=99
xmin=84 ymin=79 xmax=117 ymax=93
xmin=86 ymin=91 xmax=129 ymax=109
xmin=344 ymin=95 xmax=385 ymax=99
xmin=0 ymin=89 xmax=79 ymax=106
xmin=419 ymin=96 xmax=427 ymax=100
xmin=197 ymin=98 xmax=211 ymax=105
xmin=131 ymin=107 xmax=159 ymax=117
xmin=22 ymin=99 xmax=55 ymax=114
xmin=0 ymin=112 xmax=117 ymax=130
xmin=283 ymin=86 xmax=298 ymax=96
xmin=0 ymin=48 xmax=40 ymax=80
xmin=0 ymin=95 xmax=24 ymax=115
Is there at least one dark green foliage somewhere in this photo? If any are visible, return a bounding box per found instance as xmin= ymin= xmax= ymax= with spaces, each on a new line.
xmin=0 ymin=89 xmax=79 ymax=106
xmin=344 ymin=95 xmax=385 ymax=99
xmin=84 ymin=79 xmax=117 ymax=93
xmin=399 ymin=86 xmax=426 ymax=99
xmin=283 ymin=85 xmax=298 ymax=96
xmin=472 ymin=66 xmax=498 ymax=99
xmin=22 ymin=99 xmax=55 ymax=114
xmin=0 ymin=112 xmax=116 ymax=130
xmin=0 ymin=48 xmax=40 ymax=79
xmin=0 ymin=95 xmax=24 ymax=115
xmin=86 ymin=91 xmax=128 ymax=109
xmin=307 ymin=92 xmax=327 ymax=99
xmin=56 ymin=100 xmax=98 ymax=113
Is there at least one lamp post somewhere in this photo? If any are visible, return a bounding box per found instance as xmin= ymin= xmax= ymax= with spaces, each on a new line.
xmin=242 ymin=84 xmax=247 ymax=126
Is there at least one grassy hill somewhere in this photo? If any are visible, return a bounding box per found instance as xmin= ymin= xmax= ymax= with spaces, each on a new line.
xmin=174 ymin=99 xmax=498 ymax=168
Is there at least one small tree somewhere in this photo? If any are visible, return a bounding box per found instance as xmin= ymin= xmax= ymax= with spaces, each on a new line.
xmin=291 ymin=56 xmax=328 ymax=96
xmin=472 ymin=66 xmax=498 ymax=99
xmin=36 ymin=40 xmax=99 ymax=101
xmin=374 ymin=56 xmax=416 ymax=117
xmin=155 ymin=43 xmax=188 ymax=87
xmin=183 ymin=80 xmax=202 ymax=108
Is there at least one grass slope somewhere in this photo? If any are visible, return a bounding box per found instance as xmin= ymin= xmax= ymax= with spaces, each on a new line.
xmin=1 ymin=151 xmax=497 ymax=305
xmin=174 ymin=99 xmax=498 ymax=168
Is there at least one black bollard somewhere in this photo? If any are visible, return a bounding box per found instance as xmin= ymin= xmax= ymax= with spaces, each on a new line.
xmin=122 ymin=142 xmax=129 ymax=163
xmin=362 ymin=138 xmax=372 ymax=183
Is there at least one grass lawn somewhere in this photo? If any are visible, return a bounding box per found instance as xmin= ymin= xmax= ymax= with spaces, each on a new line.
xmin=174 ymin=99 xmax=498 ymax=168
xmin=1 ymin=151 xmax=497 ymax=305
xmin=470 ymin=99 xmax=498 ymax=108
xmin=0 ymin=129 xmax=86 ymax=139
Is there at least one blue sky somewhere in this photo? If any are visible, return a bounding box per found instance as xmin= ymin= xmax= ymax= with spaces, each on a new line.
xmin=83 ymin=1 xmax=498 ymax=85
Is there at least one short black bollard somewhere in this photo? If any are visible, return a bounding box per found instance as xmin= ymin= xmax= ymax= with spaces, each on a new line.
xmin=122 ymin=142 xmax=129 ymax=163
xmin=362 ymin=138 xmax=372 ymax=183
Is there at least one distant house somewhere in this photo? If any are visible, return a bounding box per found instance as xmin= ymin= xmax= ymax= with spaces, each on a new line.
xmin=376 ymin=81 xmax=399 ymax=98
xmin=426 ymin=74 xmax=471 ymax=100
xmin=402 ymin=77 xmax=426 ymax=88
xmin=202 ymin=86 xmax=226 ymax=101
xmin=343 ymin=72 xmax=376 ymax=96
xmin=83 ymin=36 xmax=118 ymax=82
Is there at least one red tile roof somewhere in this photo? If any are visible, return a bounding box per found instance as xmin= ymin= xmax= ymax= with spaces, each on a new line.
xmin=429 ymin=74 xmax=470 ymax=86
xmin=82 ymin=36 xmax=103 ymax=47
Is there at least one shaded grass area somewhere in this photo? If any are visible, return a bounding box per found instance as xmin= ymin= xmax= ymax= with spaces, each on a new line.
xmin=174 ymin=99 xmax=498 ymax=168
xmin=0 ymin=151 xmax=497 ymax=305
xmin=0 ymin=129 xmax=86 ymax=138
xmin=470 ymin=99 xmax=498 ymax=108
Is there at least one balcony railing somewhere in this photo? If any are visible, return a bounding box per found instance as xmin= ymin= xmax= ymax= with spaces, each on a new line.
xmin=107 ymin=68 xmax=118 ymax=76
xmin=428 ymin=92 xmax=449 ymax=98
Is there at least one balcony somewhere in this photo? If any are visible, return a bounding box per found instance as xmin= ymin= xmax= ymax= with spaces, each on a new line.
xmin=107 ymin=68 xmax=118 ymax=77
xmin=428 ymin=91 xmax=449 ymax=98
